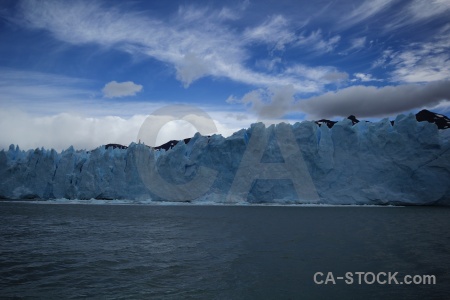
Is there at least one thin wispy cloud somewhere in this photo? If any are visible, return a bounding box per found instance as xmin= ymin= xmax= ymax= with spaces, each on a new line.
xmin=343 ymin=37 xmax=367 ymax=53
xmin=243 ymin=15 xmax=298 ymax=51
xmin=0 ymin=68 xmax=96 ymax=114
xmin=339 ymin=0 xmax=394 ymax=29
xmin=384 ymin=0 xmax=450 ymax=31
xmin=12 ymin=0 xmax=345 ymax=93
xmin=374 ymin=30 xmax=450 ymax=83
xmin=408 ymin=0 xmax=450 ymax=20
xmin=296 ymin=29 xmax=341 ymax=53
xmin=284 ymin=64 xmax=348 ymax=84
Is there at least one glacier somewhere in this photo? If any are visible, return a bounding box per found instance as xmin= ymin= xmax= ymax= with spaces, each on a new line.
xmin=1 ymin=113 xmax=450 ymax=205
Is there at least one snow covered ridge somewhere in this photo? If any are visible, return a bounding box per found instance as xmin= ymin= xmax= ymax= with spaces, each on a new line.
xmin=1 ymin=112 xmax=450 ymax=205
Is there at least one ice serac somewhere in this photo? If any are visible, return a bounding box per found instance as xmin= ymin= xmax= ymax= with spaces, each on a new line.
xmin=1 ymin=113 xmax=450 ymax=205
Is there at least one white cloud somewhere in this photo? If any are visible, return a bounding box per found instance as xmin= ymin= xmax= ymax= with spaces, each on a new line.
xmin=13 ymin=1 xmax=342 ymax=93
xmin=390 ymin=52 xmax=450 ymax=83
xmin=225 ymin=113 xmax=249 ymax=121
xmin=372 ymin=49 xmax=394 ymax=68
xmin=351 ymin=37 xmax=366 ymax=49
xmin=375 ymin=30 xmax=450 ymax=83
xmin=244 ymin=15 xmax=298 ymax=51
xmin=352 ymin=73 xmax=382 ymax=82
xmin=0 ymin=68 xmax=97 ymax=115
xmin=346 ymin=37 xmax=366 ymax=52
xmin=339 ymin=0 xmax=394 ymax=28
xmin=225 ymin=95 xmax=240 ymax=104
xmin=226 ymin=65 xmax=349 ymax=119
xmin=175 ymin=53 xmax=210 ymax=87
xmin=0 ymin=109 xmax=147 ymax=151
xmin=408 ymin=0 xmax=450 ymax=20
xmin=255 ymin=57 xmax=282 ymax=72
xmin=285 ymin=64 xmax=348 ymax=84
xmin=0 ymin=109 xmax=254 ymax=151
xmin=384 ymin=0 xmax=450 ymax=31
xmin=9 ymin=1 xmax=449 ymax=128
xmin=321 ymin=72 xmax=349 ymax=83
xmin=217 ymin=7 xmax=240 ymax=21
xmin=102 ymin=81 xmax=143 ymax=98
xmin=233 ymin=85 xmax=296 ymax=119
xmin=15 ymin=1 xmax=248 ymax=88
xmin=296 ymin=29 xmax=341 ymax=53
xmin=0 ymin=68 xmax=254 ymax=129
xmin=0 ymin=106 xmax=256 ymax=151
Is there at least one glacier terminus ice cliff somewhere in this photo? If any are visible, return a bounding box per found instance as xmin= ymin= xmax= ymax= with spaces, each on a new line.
xmin=1 ymin=111 xmax=450 ymax=205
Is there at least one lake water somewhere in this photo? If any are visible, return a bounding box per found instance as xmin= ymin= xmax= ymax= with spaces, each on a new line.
xmin=1 ymin=201 xmax=449 ymax=299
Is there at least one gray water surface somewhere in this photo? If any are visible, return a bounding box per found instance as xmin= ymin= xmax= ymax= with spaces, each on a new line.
xmin=1 ymin=202 xmax=449 ymax=299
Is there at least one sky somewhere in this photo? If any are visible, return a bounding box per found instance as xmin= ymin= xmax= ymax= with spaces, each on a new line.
xmin=0 ymin=0 xmax=449 ymax=150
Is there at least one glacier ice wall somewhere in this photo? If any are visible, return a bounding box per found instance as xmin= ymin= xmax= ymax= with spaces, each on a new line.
xmin=1 ymin=113 xmax=449 ymax=205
